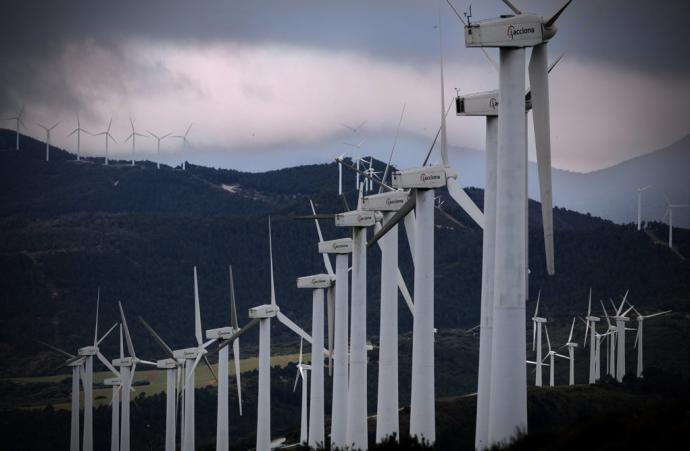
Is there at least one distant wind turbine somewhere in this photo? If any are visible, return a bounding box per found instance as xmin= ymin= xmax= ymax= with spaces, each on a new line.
xmin=172 ymin=123 xmax=193 ymax=170
xmin=37 ymin=121 xmax=60 ymax=161
xmin=67 ymin=114 xmax=90 ymax=162
xmin=95 ymin=119 xmax=117 ymax=165
xmin=636 ymin=185 xmax=652 ymax=231
xmin=6 ymin=105 xmax=26 ymax=150
xmin=662 ymin=194 xmax=689 ymax=249
xmin=148 ymin=130 xmax=172 ymax=169
xmin=124 ymin=118 xmax=148 ymax=166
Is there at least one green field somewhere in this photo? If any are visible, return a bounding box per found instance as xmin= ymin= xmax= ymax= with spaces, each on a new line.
xmin=4 ymin=352 xmax=306 ymax=410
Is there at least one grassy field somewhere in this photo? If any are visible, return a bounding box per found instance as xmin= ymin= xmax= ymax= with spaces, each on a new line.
xmin=3 ymin=352 xmax=306 ymax=410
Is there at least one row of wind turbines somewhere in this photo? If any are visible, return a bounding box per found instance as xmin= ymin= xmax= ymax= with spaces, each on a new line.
xmin=529 ymin=289 xmax=671 ymax=388
xmin=635 ymin=185 xmax=689 ymax=249
xmin=3 ymin=107 xmax=193 ymax=169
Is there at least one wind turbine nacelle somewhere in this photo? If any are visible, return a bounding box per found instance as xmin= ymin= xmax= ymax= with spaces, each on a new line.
xmin=318 ymin=238 xmax=353 ymax=254
xmin=113 ymin=357 xmax=135 ymax=367
xmin=392 ymin=165 xmax=447 ymax=189
xmin=103 ymin=377 xmax=121 ymax=386
xmin=206 ymin=326 xmax=235 ymax=340
xmin=465 ymin=15 xmax=545 ymax=48
xmin=566 ymin=342 xmax=579 ymax=348
xmin=534 ymin=317 xmax=547 ymax=323
xmin=612 ymin=316 xmax=631 ymax=322
xmin=297 ymin=274 xmax=334 ymax=289
xmin=335 ymin=210 xmax=376 ymax=227
xmin=249 ymin=304 xmax=279 ymax=319
xmin=156 ymin=358 xmax=178 ymax=369
xmin=586 ymin=316 xmax=600 ymax=322
xmin=78 ymin=346 xmax=98 ymax=356
xmin=173 ymin=347 xmax=202 ymax=359
xmin=361 ymin=190 xmax=409 ymax=211
xmin=456 ymin=91 xmax=499 ymax=117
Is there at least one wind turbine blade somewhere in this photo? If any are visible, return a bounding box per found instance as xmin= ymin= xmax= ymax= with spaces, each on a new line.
xmin=529 ymin=42 xmax=555 ymax=275
xmin=534 ymin=290 xmax=541 ymax=317
xmin=193 ymin=267 xmax=203 ymax=346
xmin=502 ymin=0 xmax=522 ymax=15
xmin=232 ymin=338 xmax=242 ymax=415
xmin=634 ymin=325 xmax=640 ymax=348
xmin=600 ymin=299 xmax=611 ymax=326
xmin=327 ymin=286 xmax=334 ymax=375
xmin=185 ymin=123 xmax=193 ymax=136
xmin=67 ymin=128 xmax=79 ymax=137
xmin=97 ymin=322 xmax=119 ymax=346
xmin=118 ymin=301 xmax=137 ymax=358
xmin=368 ymin=192 xmax=416 ymax=247
xmin=97 ymin=351 xmax=120 ymax=377
xmin=269 ymin=217 xmax=277 ymax=306
xmin=229 ymin=265 xmax=239 ymax=329
xmin=276 ymin=312 xmax=316 ymax=349
xmin=203 ymin=355 xmax=217 ymax=382
xmin=645 ymin=310 xmax=672 ymax=319
xmin=545 ymin=326 xmax=552 ymax=352
xmin=617 ymin=290 xmax=629 ymax=316
xmin=119 ymin=324 xmax=124 ymax=360
xmin=532 ymin=319 xmax=536 ymax=351
xmin=35 ymin=340 xmax=75 ymax=359
xmin=124 ymin=133 xmax=134 ymax=143
xmin=379 ymin=103 xmax=405 ymax=192
xmin=138 ymin=316 xmax=175 ymax=358
xmin=587 ymin=288 xmax=592 ymax=316
xmin=584 ymin=316 xmax=590 ymax=347
xmin=446 ymin=178 xmax=485 ymax=228
xmin=215 ymin=318 xmax=260 ymax=354
xmin=94 ymin=288 xmax=100 ymax=346
xmin=568 ymin=317 xmax=575 ymax=343
xmin=309 ymin=200 xmax=335 ymax=276
xmin=183 ymin=353 xmax=205 ymax=393
xmin=546 ymin=0 xmax=573 ymax=28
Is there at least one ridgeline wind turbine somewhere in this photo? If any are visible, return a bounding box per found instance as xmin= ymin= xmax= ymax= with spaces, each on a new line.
xmin=662 ymin=194 xmax=689 ymax=248
xmin=204 ymin=265 xmax=245 ymax=451
xmin=531 ymin=292 xmax=547 ymax=387
xmin=296 ymin=273 xmax=332 ymax=447
xmin=293 ymin=338 xmax=311 ymax=445
xmin=583 ymin=289 xmax=600 ymax=384
xmin=636 ymin=185 xmax=652 ymax=231
xmin=343 ymin=141 xmax=366 ymax=189
xmin=67 ymin=114 xmax=90 ymax=161
xmin=124 ymin=118 xmax=148 ymax=166
xmin=116 ymin=301 xmax=158 ymax=451
xmin=6 ymin=105 xmax=26 ymax=150
xmin=463 ymin=0 xmax=571 ymax=443
xmin=37 ymin=121 xmax=60 ymax=161
xmin=560 ymin=318 xmax=578 ymax=385
xmin=172 ymin=123 xmax=193 ymax=170
xmin=148 ymin=130 xmax=172 ymax=169
xmin=95 ymin=119 xmax=117 ymax=165
xmin=543 ymin=326 xmax=569 ymax=387
xmin=629 ymin=306 xmax=672 ymax=378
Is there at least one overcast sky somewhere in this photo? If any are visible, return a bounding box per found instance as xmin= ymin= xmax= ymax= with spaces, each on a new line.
xmin=2 ymin=0 xmax=689 ymax=172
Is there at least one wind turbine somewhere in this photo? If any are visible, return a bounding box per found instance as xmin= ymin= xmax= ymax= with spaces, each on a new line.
xmin=662 ymin=194 xmax=689 ymax=249
xmin=599 ymin=299 xmax=617 ymax=377
xmin=543 ymin=326 xmax=569 ymax=387
xmin=463 ymin=0 xmax=571 ymax=442
xmin=37 ymin=121 xmax=60 ymax=161
xmin=612 ymin=291 xmax=635 ymax=382
xmin=116 ymin=301 xmax=158 ymax=451
xmin=293 ymin=338 xmax=311 ymax=445
xmin=67 ymin=114 xmax=91 ymax=162
xmin=204 ymin=265 xmax=245 ymax=451
xmin=629 ymin=305 xmax=672 ymax=378
xmin=6 ymin=105 xmax=26 ymax=150
xmin=531 ymin=291 xmax=547 ymax=387
xmin=343 ymin=142 xmax=366 ymax=190
xmin=95 ymin=119 xmax=117 ymax=165
xmin=560 ymin=318 xmax=578 ymax=385
xmin=583 ymin=289 xmax=600 ymax=384
xmin=172 ymin=123 xmax=193 ymax=170
xmin=35 ymin=342 xmax=85 ymax=451
xmin=296 ymin=273 xmax=332 ymax=447
xmin=148 ymin=130 xmax=172 ymax=169
xmin=124 ymin=118 xmax=148 ymax=166
xmin=636 ymin=185 xmax=652 ymax=231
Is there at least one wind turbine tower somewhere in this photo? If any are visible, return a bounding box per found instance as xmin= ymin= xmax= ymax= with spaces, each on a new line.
xmin=124 ymin=118 xmax=148 ymax=166
xmin=6 ymin=105 xmax=26 ymax=150
xmin=148 ymin=130 xmax=172 ymax=169
xmin=95 ymin=119 xmax=117 ymax=165
xmin=532 ymin=292 xmax=547 ymax=387
xmin=463 ymin=0 xmax=571 ymax=443
xmin=563 ymin=318 xmax=578 ymax=385
xmin=293 ymin=338 xmax=311 ymax=444
xmin=583 ymin=289 xmax=600 ymax=384
xmin=662 ymin=195 xmax=689 ymax=248
xmin=37 ymin=121 xmax=60 ymax=161
xmin=67 ymin=114 xmax=90 ymax=161
xmin=612 ymin=293 xmax=634 ymax=382
xmin=636 ymin=185 xmax=651 ymax=231
xmin=173 ymin=123 xmax=193 ymax=170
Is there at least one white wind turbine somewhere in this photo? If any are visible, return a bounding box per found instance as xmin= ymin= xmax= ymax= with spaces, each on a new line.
xmin=600 ymin=299 xmax=617 ymax=377
xmin=612 ymin=291 xmax=636 ymax=382
xmin=124 ymin=118 xmax=148 ymax=166
xmin=560 ymin=318 xmax=578 ymax=385
xmin=343 ymin=140 xmax=366 ymax=189
xmin=36 ymin=342 xmax=85 ymax=451
xmin=463 ymin=0 xmax=571 ymax=442
xmin=95 ymin=119 xmax=117 ymax=165
xmin=148 ymin=130 xmax=172 ymax=169
xmin=172 ymin=123 xmax=193 ymax=170
xmin=116 ymin=301 xmax=158 ymax=451
xmin=543 ymin=326 xmax=569 ymax=387
xmin=296 ymin=273 xmax=332 ymax=447
xmin=6 ymin=105 xmax=26 ymax=150
xmin=628 ymin=305 xmax=672 ymax=378
xmin=531 ymin=291 xmax=547 ymax=387
xmin=37 ymin=121 xmax=60 ymax=161
xmin=662 ymin=194 xmax=689 ymax=249
xmin=636 ymin=185 xmax=652 ymax=231
xmin=67 ymin=114 xmax=91 ymax=162
xmin=105 ymin=326 xmax=125 ymax=451
xmin=293 ymin=338 xmax=311 ymax=445
xmin=204 ymin=265 xmax=245 ymax=451
xmin=583 ymin=289 xmax=601 ymax=384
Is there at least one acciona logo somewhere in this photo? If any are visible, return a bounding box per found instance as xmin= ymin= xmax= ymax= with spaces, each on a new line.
xmin=312 ymin=278 xmax=328 ymax=285
xmin=420 ymin=173 xmax=441 ymax=182
xmin=385 ymin=197 xmax=404 ymax=206
xmin=333 ymin=243 xmax=350 ymax=250
xmin=489 ymin=97 xmax=498 ymax=109
xmin=357 ymin=214 xmax=373 ymax=221
xmin=507 ymin=24 xmax=535 ymax=39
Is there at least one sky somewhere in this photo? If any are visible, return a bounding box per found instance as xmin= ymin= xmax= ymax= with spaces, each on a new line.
xmin=2 ymin=0 xmax=689 ymax=173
